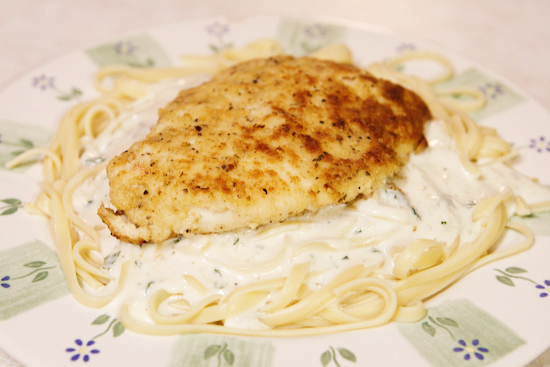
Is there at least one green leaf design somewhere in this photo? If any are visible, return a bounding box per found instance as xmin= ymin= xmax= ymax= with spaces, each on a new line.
xmin=19 ymin=138 xmax=34 ymax=148
xmin=338 ymin=348 xmax=357 ymax=362
xmin=204 ymin=344 xmax=221 ymax=360
xmin=127 ymin=62 xmax=142 ymax=68
xmin=24 ymin=261 xmax=46 ymax=268
xmin=1 ymin=198 xmax=22 ymax=206
xmin=496 ymin=275 xmax=515 ymax=286
xmin=223 ymin=349 xmax=235 ymax=365
xmin=505 ymin=267 xmax=527 ymax=274
xmin=92 ymin=314 xmax=111 ymax=325
xmin=422 ymin=321 xmax=436 ymax=337
xmin=113 ymin=321 xmax=125 ymax=337
xmin=32 ymin=271 xmax=48 ymax=282
xmin=435 ymin=317 xmax=458 ymax=328
xmin=320 ymin=350 xmax=332 ymax=366
xmin=1 ymin=207 xmax=18 ymax=215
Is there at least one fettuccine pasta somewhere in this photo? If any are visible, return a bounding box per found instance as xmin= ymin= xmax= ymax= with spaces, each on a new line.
xmin=6 ymin=40 xmax=550 ymax=337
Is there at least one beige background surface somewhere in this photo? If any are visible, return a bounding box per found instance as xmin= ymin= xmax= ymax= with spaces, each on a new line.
xmin=0 ymin=1 xmax=549 ymax=366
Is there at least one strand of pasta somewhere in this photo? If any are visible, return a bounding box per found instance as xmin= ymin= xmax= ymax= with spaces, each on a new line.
xmin=392 ymin=202 xmax=506 ymax=297
xmin=96 ymin=39 xmax=286 ymax=95
xmin=62 ymin=163 xmax=107 ymax=245
xmin=513 ymin=196 xmax=550 ymax=216
xmin=392 ymin=239 xmax=447 ymax=280
xmin=259 ymin=262 xmax=310 ymax=312
xmin=73 ymin=239 xmax=115 ymax=283
xmin=392 ymin=300 xmax=426 ymax=322
xmin=120 ymin=265 xmax=398 ymax=336
xmin=371 ymin=50 xmax=519 ymax=177
xmin=379 ymin=50 xmax=487 ymax=113
xmin=436 ymin=87 xmax=486 ymax=113
xmin=138 ymin=263 xmax=396 ymax=332
xmin=41 ymin=180 xmax=130 ymax=308
xmin=148 ymin=291 xmax=223 ymax=325
xmin=119 ymin=304 xmax=399 ymax=337
xmin=395 ymin=266 xmax=471 ymax=308
xmin=468 ymin=221 xmax=534 ymax=272
xmin=385 ymin=50 xmax=455 ymax=84
xmin=393 ymin=217 xmax=533 ymax=310
xmin=3 ymin=94 xmax=132 ymax=304
xmin=4 ymin=148 xmax=62 ymax=177
xmin=528 ymin=201 xmax=550 ymax=213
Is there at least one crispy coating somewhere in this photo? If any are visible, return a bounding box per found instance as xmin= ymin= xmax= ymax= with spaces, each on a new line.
xmin=98 ymin=55 xmax=431 ymax=244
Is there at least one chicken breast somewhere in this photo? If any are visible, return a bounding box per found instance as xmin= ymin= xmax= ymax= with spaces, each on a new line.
xmin=98 ymin=55 xmax=431 ymax=244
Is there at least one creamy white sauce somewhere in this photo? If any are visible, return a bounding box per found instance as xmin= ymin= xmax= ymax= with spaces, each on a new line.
xmin=72 ymin=78 xmax=550 ymax=329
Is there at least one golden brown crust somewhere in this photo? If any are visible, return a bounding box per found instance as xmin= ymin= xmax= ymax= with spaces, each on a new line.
xmin=99 ymin=55 xmax=431 ymax=244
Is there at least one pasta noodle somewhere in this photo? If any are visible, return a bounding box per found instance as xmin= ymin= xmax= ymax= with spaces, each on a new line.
xmin=5 ymin=40 xmax=549 ymax=337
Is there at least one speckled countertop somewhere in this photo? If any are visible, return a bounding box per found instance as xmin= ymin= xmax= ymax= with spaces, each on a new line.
xmin=0 ymin=1 xmax=549 ymax=366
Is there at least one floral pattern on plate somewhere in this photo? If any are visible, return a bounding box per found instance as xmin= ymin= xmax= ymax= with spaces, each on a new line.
xmin=434 ymin=68 xmax=526 ymax=121
xmin=168 ymin=334 xmax=275 ymax=367
xmin=397 ymin=299 xmax=525 ymax=366
xmin=205 ymin=20 xmax=233 ymax=53
xmin=511 ymin=211 xmax=550 ymax=237
xmin=0 ymin=240 xmax=69 ymax=320
xmin=495 ymin=266 xmax=550 ymax=298
xmin=0 ymin=198 xmax=23 ymax=216
xmin=276 ymin=19 xmax=347 ymax=56
xmin=86 ymin=33 xmax=172 ymax=68
xmin=529 ymin=136 xmax=550 ymax=153
xmin=65 ymin=314 xmax=125 ymax=364
xmin=320 ymin=346 xmax=356 ymax=366
xmin=0 ymin=120 xmax=51 ymax=173
xmin=31 ymin=74 xmax=83 ymax=102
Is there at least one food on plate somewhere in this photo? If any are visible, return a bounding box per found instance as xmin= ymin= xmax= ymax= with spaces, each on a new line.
xmin=98 ymin=55 xmax=431 ymax=244
xmin=6 ymin=40 xmax=550 ymax=337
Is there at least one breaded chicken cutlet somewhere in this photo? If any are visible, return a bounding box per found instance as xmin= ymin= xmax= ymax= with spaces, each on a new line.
xmin=98 ymin=55 xmax=431 ymax=244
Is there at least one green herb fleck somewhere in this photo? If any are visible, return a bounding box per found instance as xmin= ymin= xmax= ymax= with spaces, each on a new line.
xmin=103 ymin=251 xmax=121 ymax=269
xmin=85 ymin=157 xmax=105 ymax=165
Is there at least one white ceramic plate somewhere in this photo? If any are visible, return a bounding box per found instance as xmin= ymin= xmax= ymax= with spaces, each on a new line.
xmin=1 ymin=15 xmax=549 ymax=367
